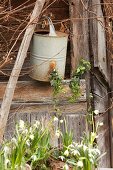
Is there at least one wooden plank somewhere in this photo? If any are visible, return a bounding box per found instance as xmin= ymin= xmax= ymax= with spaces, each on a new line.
xmin=93 ymin=76 xmax=108 ymax=113
xmin=89 ymin=0 xmax=108 ymax=81
xmin=0 ymin=80 xmax=86 ymax=103
xmin=95 ymin=112 xmax=111 ymax=167
xmin=69 ymin=0 xmax=89 ymax=71
xmin=4 ymin=102 xmax=87 ymax=143
xmin=61 ymin=113 xmax=87 ymax=142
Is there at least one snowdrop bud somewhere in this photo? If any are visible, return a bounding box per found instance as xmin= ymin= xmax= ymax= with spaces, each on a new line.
xmin=77 ymin=161 xmax=83 ymax=167
xmin=94 ymin=110 xmax=99 ymax=115
xmin=64 ymin=150 xmax=69 ymax=157
xmin=99 ymin=122 xmax=103 ymax=126
xmin=63 ymin=164 xmax=69 ymax=170
xmin=60 ymin=120 xmax=63 ymax=123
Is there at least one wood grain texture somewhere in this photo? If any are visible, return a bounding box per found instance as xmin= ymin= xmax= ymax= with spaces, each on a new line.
xmin=69 ymin=0 xmax=89 ymax=71
xmin=95 ymin=112 xmax=111 ymax=167
xmin=0 ymin=80 xmax=86 ymax=103
xmin=4 ymin=101 xmax=87 ymax=143
xmin=93 ymin=76 xmax=108 ymax=113
xmin=89 ymin=0 xmax=108 ymax=81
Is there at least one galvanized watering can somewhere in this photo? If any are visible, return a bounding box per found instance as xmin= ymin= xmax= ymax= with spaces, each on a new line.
xmin=30 ymin=17 xmax=68 ymax=82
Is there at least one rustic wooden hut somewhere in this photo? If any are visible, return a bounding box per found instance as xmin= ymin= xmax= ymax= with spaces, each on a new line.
xmin=0 ymin=0 xmax=112 ymax=168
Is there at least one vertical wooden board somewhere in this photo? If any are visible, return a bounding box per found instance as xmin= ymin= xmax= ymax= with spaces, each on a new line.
xmin=4 ymin=112 xmax=16 ymax=140
xmin=93 ymin=77 xmax=108 ymax=113
xmin=95 ymin=112 xmax=111 ymax=167
xmin=97 ymin=2 xmax=108 ymax=79
xmin=4 ymin=101 xmax=87 ymax=143
xmin=89 ymin=0 xmax=108 ymax=81
xmin=64 ymin=114 xmax=87 ymax=142
xmin=69 ymin=0 xmax=89 ymax=71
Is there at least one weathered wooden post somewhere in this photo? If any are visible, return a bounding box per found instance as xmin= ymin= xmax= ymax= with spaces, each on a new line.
xmin=0 ymin=0 xmax=46 ymax=142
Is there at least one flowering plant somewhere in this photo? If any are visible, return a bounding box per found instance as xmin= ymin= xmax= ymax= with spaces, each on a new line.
xmin=57 ymin=110 xmax=103 ymax=170
xmin=0 ymin=120 xmax=51 ymax=170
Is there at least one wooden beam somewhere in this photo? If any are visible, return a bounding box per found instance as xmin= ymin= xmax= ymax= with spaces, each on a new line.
xmin=0 ymin=0 xmax=46 ymax=143
xmin=0 ymin=80 xmax=86 ymax=103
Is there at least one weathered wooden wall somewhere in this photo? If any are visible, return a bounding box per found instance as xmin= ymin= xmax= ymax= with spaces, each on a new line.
xmin=89 ymin=0 xmax=111 ymax=167
xmin=0 ymin=0 xmax=112 ymax=168
xmin=0 ymin=80 xmax=87 ymax=145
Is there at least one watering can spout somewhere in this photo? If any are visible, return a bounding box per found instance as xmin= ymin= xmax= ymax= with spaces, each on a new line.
xmin=46 ymin=17 xmax=57 ymax=36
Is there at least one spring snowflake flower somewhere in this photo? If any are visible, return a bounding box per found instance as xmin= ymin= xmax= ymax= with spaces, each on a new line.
xmin=60 ymin=119 xmax=63 ymax=123
xmin=54 ymin=117 xmax=58 ymax=122
xmin=99 ymin=122 xmax=103 ymax=126
xmin=72 ymin=150 xmax=80 ymax=156
xmin=55 ymin=130 xmax=60 ymax=138
xmin=19 ymin=120 xmax=25 ymax=129
xmin=77 ymin=160 xmax=83 ymax=167
xmin=94 ymin=110 xmax=99 ymax=115
xmin=30 ymin=134 xmax=34 ymax=140
xmin=5 ymin=159 xmax=10 ymax=168
xmin=34 ymin=121 xmax=40 ymax=128
xmin=64 ymin=150 xmax=69 ymax=157
xmin=11 ymin=137 xmax=17 ymax=144
xmin=83 ymin=145 xmax=88 ymax=151
xmin=26 ymin=139 xmax=30 ymax=147
xmin=31 ymin=155 xmax=37 ymax=161
xmin=63 ymin=164 xmax=69 ymax=170
xmin=59 ymin=156 xmax=65 ymax=161
xmin=4 ymin=146 xmax=10 ymax=156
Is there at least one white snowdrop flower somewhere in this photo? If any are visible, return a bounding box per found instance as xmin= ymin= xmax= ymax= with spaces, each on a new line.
xmin=26 ymin=140 xmax=30 ymax=147
xmin=77 ymin=160 xmax=83 ymax=167
xmin=54 ymin=117 xmax=58 ymax=122
xmin=99 ymin=122 xmax=103 ymax=126
xmin=68 ymin=144 xmax=73 ymax=148
xmin=31 ymin=155 xmax=37 ymax=161
xmin=29 ymin=127 xmax=32 ymax=133
xmin=60 ymin=120 xmax=63 ymax=123
xmin=72 ymin=150 xmax=80 ymax=156
xmin=64 ymin=150 xmax=69 ymax=157
xmin=95 ymin=135 xmax=99 ymax=139
xmin=34 ymin=121 xmax=40 ymax=128
xmin=59 ymin=156 xmax=65 ymax=161
xmin=89 ymin=158 xmax=94 ymax=163
xmin=5 ymin=159 xmax=10 ymax=168
xmin=83 ymin=145 xmax=88 ymax=151
xmin=94 ymin=148 xmax=101 ymax=155
xmin=11 ymin=137 xmax=17 ymax=144
xmin=19 ymin=120 xmax=25 ymax=129
xmin=5 ymin=159 xmax=10 ymax=164
xmin=63 ymin=164 xmax=69 ymax=170
xmin=30 ymin=134 xmax=34 ymax=140
xmin=24 ymin=129 xmax=28 ymax=134
xmin=94 ymin=110 xmax=99 ymax=115
xmin=55 ymin=130 xmax=60 ymax=138
xmin=4 ymin=146 xmax=10 ymax=154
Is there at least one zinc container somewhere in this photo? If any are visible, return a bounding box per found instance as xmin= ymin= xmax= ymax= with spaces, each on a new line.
xmin=30 ymin=31 xmax=68 ymax=82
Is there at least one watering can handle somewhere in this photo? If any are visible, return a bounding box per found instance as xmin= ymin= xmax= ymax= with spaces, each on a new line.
xmin=46 ymin=17 xmax=57 ymax=36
